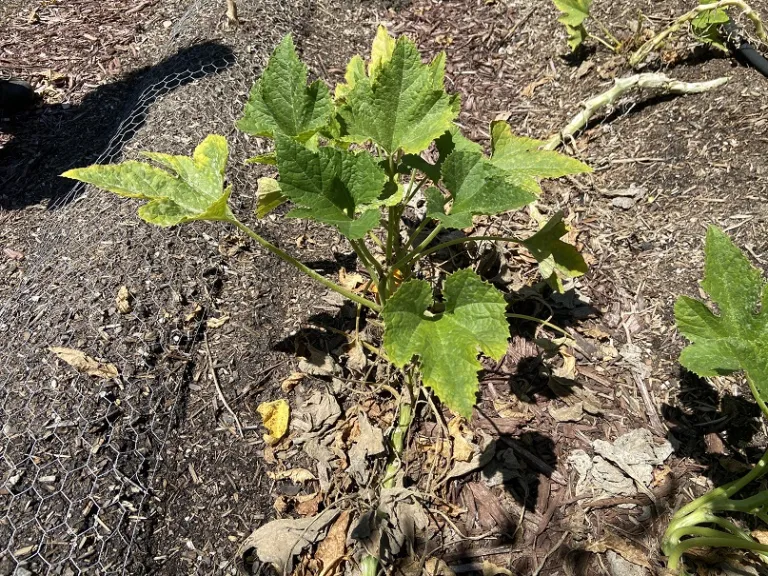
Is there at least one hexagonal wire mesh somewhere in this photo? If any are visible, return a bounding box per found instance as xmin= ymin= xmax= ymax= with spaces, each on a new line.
xmin=0 ymin=0 xmax=311 ymax=573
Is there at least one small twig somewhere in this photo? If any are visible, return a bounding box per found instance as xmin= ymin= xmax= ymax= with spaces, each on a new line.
xmin=204 ymin=334 xmax=243 ymax=438
xmin=531 ymin=531 xmax=569 ymax=576
xmin=632 ymin=371 xmax=666 ymax=435
xmin=544 ymin=73 xmax=729 ymax=151
xmin=126 ymin=0 xmax=154 ymax=15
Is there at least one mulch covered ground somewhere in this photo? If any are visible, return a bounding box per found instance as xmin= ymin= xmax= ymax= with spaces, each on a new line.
xmin=2 ymin=0 xmax=768 ymax=575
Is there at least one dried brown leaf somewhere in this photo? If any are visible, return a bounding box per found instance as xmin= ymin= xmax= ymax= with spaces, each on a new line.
xmin=315 ymin=509 xmax=351 ymax=574
xmin=586 ymin=532 xmax=651 ymax=569
xmin=49 ymin=347 xmax=118 ymax=379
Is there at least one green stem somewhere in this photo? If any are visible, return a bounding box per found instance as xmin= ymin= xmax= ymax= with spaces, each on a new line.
xmin=352 ymin=239 xmax=385 ymax=291
xmin=403 ymin=176 xmax=428 ymax=206
xmin=592 ymin=16 xmax=622 ymax=47
xmin=382 ymin=371 xmax=414 ymax=488
xmin=667 ymin=535 xmax=768 ymax=571
xmin=588 ymin=32 xmax=620 ymax=52
xmin=629 ymin=0 xmax=768 ymax=67
xmin=232 ymin=218 xmax=381 ymax=312
xmin=748 ymin=375 xmax=768 ymax=420
xmin=401 ymin=218 xmax=430 ymax=254
xmin=671 ymin=446 xmax=768 ymax=521
xmin=393 ymin=234 xmax=524 ymax=275
xmin=368 ymin=231 xmax=385 ymax=250
xmin=506 ymin=313 xmax=574 ymax=340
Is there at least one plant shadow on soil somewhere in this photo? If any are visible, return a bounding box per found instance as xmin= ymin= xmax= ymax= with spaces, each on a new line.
xmin=270 ymin=243 xmax=611 ymax=573
xmin=0 ymin=41 xmax=235 ymax=211
xmin=662 ymin=368 xmax=764 ymax=487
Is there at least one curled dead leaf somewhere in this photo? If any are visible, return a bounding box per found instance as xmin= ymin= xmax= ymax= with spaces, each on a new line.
xmin=238 ymin=509 xmax=339 ymax=574
xmin=116 ymin=286 xmax=132 ymax=314
xmin=49 ymin=347 xmax=118 ymax=379
xmin=206 ymin=315 xmax=230 ymax=329
xmin=267 ymin=468 xmax=316 ymax=483
xmin=280 ymin=371 xmax=306 ymax=393
xmin=338 ymin=267 xmax=364 ymax=290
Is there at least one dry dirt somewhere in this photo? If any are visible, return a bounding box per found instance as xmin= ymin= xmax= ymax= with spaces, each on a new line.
xmin=2 ymin=0 xmax=768 ymax=575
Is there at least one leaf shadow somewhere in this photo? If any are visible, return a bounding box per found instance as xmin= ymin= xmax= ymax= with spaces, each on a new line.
xmin=662 ymin=367 xmax=763 ymax=487
xmin=0 ymin=41 xmax=235 ymax=210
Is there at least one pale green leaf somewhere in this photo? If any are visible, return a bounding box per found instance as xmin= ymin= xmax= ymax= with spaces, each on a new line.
xmin=490 ymin=121 xmax=591 ymax=194
xmin=338 ymin=36 xmax=458 ymax=154
xmin=521 ymin=211 xmax=587 ymax=283
xmin=369 ymin=25 xmax=396 ymax=81
xmin=382 ymin=269 xmax=509 ymax=417
xmin=400 ymin=125 xmax=480 ymax=185
xmin=275 ymin=135 xmax=386 ymax=239
xmin=238 ymin=35 xmax=332 ymax=139
xmin=675 ymin=227 xmax=768 ymax=412
xmin=62 ymin=135 xmax=233 ymax=227
xmin=426 ymin=149 xmax=537 ymax=229
xmin=334 ymin=55 xmax=366 ymax=101
xmin=255 ymin=177 xmax=288 ymax=218
xmin=552 ymin=0 xmax=592 ymax=51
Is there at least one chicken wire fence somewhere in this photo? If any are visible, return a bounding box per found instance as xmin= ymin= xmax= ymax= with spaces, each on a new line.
xmin=0 ymin=0 xmax=312 ymax=573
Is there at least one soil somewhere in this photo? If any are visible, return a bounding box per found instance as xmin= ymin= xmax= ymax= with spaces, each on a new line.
xmin=2 ymin=0 xmax=768 ymax=575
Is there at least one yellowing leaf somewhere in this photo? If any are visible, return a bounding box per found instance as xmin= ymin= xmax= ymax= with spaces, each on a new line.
xmin=338 ymin=33 xmax=459 ymax=155
xmin=62 ymin=135 xmax=232 ymax=227
xmin=369 ymin=25 xmax=396 ymax=81
xmin=257 ymin=399 xmax=290 ymax=445
xmin=49 ymin=347 xmax=118 ymax=379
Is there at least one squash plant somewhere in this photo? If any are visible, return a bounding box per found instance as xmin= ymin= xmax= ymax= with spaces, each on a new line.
xmin=62 ymin=27 xmax=589 ymax=422
xmin=664 ymin=227 xmax=768 ymax=573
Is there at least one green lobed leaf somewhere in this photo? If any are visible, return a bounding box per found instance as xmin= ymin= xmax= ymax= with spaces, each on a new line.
xmin=521 ymin=211 xmax=588 ymax=285
xmin=426 ymin=149 xmax=537 ymax=229
xmin=490 ymin=121 xmax=592 ymax=194
xmin=338 ymin=31 xmax=458 ymax=155
xmin=552 ymin=0 xmax=592 ymax=51
xmin=238 ymin=35 xmax=333 ymax=139
xmin=255 ymin=177 xmax=288 ymax=218
xmin=275 ymin=134 xmax=386 ymax=239
xmin=382 ymin=269 xmax=509 ymax=417
xmin=691 ymin=4 xmax=729 ymax=51
xmin=400 ymin=125 xmax=481 ymax=185
xmin=61 ymin=134 xmax=233 ymax=227
xmin=675 ymin=227 xmax=768 ymax=412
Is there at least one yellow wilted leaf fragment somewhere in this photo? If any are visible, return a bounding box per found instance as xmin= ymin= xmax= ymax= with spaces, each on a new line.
xmin=257 ymin=399 xmax=290 ymax=445
xmin=49 ymin=347 xmax=118 ymax=379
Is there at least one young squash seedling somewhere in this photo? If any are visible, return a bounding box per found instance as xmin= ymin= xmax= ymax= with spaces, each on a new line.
xmin=664 ymin=227 xmax=768 ymax=574
xmin=63 ymin=27 xmax=591 ymax=570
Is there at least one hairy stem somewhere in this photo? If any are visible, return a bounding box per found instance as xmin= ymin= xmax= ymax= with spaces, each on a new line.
xmin=629 ymin=0 xmax=768 ymax=67
xmin=382 ymin=372 xmax=414 ymax=488
xmin=667 ymin=535 xmax=768 ymax=571
xmin=232 ymin=218 xmax=381 ymax=312
xmin=588 ymin=32 xmax=620 ymax=52
xmin=543 ymin=73 xmax=729 ymax=151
